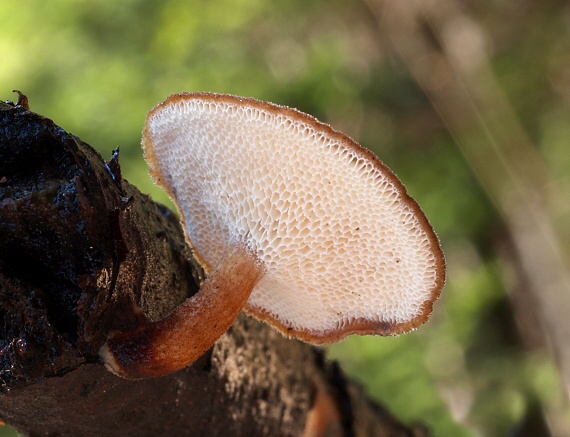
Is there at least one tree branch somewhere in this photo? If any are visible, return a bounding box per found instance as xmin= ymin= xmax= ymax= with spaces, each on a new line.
xmin=0 ymin=99 xmax=426 ymax=437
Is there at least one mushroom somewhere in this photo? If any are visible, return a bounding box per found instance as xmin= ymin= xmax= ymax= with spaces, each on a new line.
xmin=100 ymin=92 xmax=445 ymax=379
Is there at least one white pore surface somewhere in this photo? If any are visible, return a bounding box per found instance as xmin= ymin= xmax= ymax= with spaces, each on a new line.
xmin=145 ymin=96 xmax=440 ymax=335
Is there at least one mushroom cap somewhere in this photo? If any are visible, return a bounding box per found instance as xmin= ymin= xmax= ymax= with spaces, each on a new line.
xmin=143 ymin=92 xmax=445 ymax=343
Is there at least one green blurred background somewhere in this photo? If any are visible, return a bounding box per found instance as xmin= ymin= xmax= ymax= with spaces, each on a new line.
xmin=2 ymin=1 xmax=570 ymax=436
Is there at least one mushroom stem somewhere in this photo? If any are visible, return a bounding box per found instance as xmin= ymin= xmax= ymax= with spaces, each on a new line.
xmin=100 ymin=239 xmax=265 ymax=379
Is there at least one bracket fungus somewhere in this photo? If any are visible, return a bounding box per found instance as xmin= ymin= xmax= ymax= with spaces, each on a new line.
xmin=101 ymin=92 xmax=445 ymax=379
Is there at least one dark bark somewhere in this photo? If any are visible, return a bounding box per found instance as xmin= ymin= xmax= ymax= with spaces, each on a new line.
xmin=0 ymin=98 xmax=426 ymax=436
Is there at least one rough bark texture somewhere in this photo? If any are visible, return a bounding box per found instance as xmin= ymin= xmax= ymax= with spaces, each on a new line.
xmin=0 ymin=98 xmax=426 ymax=436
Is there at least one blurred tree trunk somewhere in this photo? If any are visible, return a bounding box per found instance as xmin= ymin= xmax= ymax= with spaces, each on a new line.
xmin=362 ymin=0 xmax=570 ymax=434
xmin=0 ymin=99 xmax=426 ymax=437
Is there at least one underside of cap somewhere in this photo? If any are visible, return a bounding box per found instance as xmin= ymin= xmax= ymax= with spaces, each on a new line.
xmin=142 ymin=92 xmax=445 ymax=343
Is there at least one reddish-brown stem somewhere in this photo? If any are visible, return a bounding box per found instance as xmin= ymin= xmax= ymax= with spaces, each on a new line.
xmin=100 ymin=241 xmax=265 ymax=379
